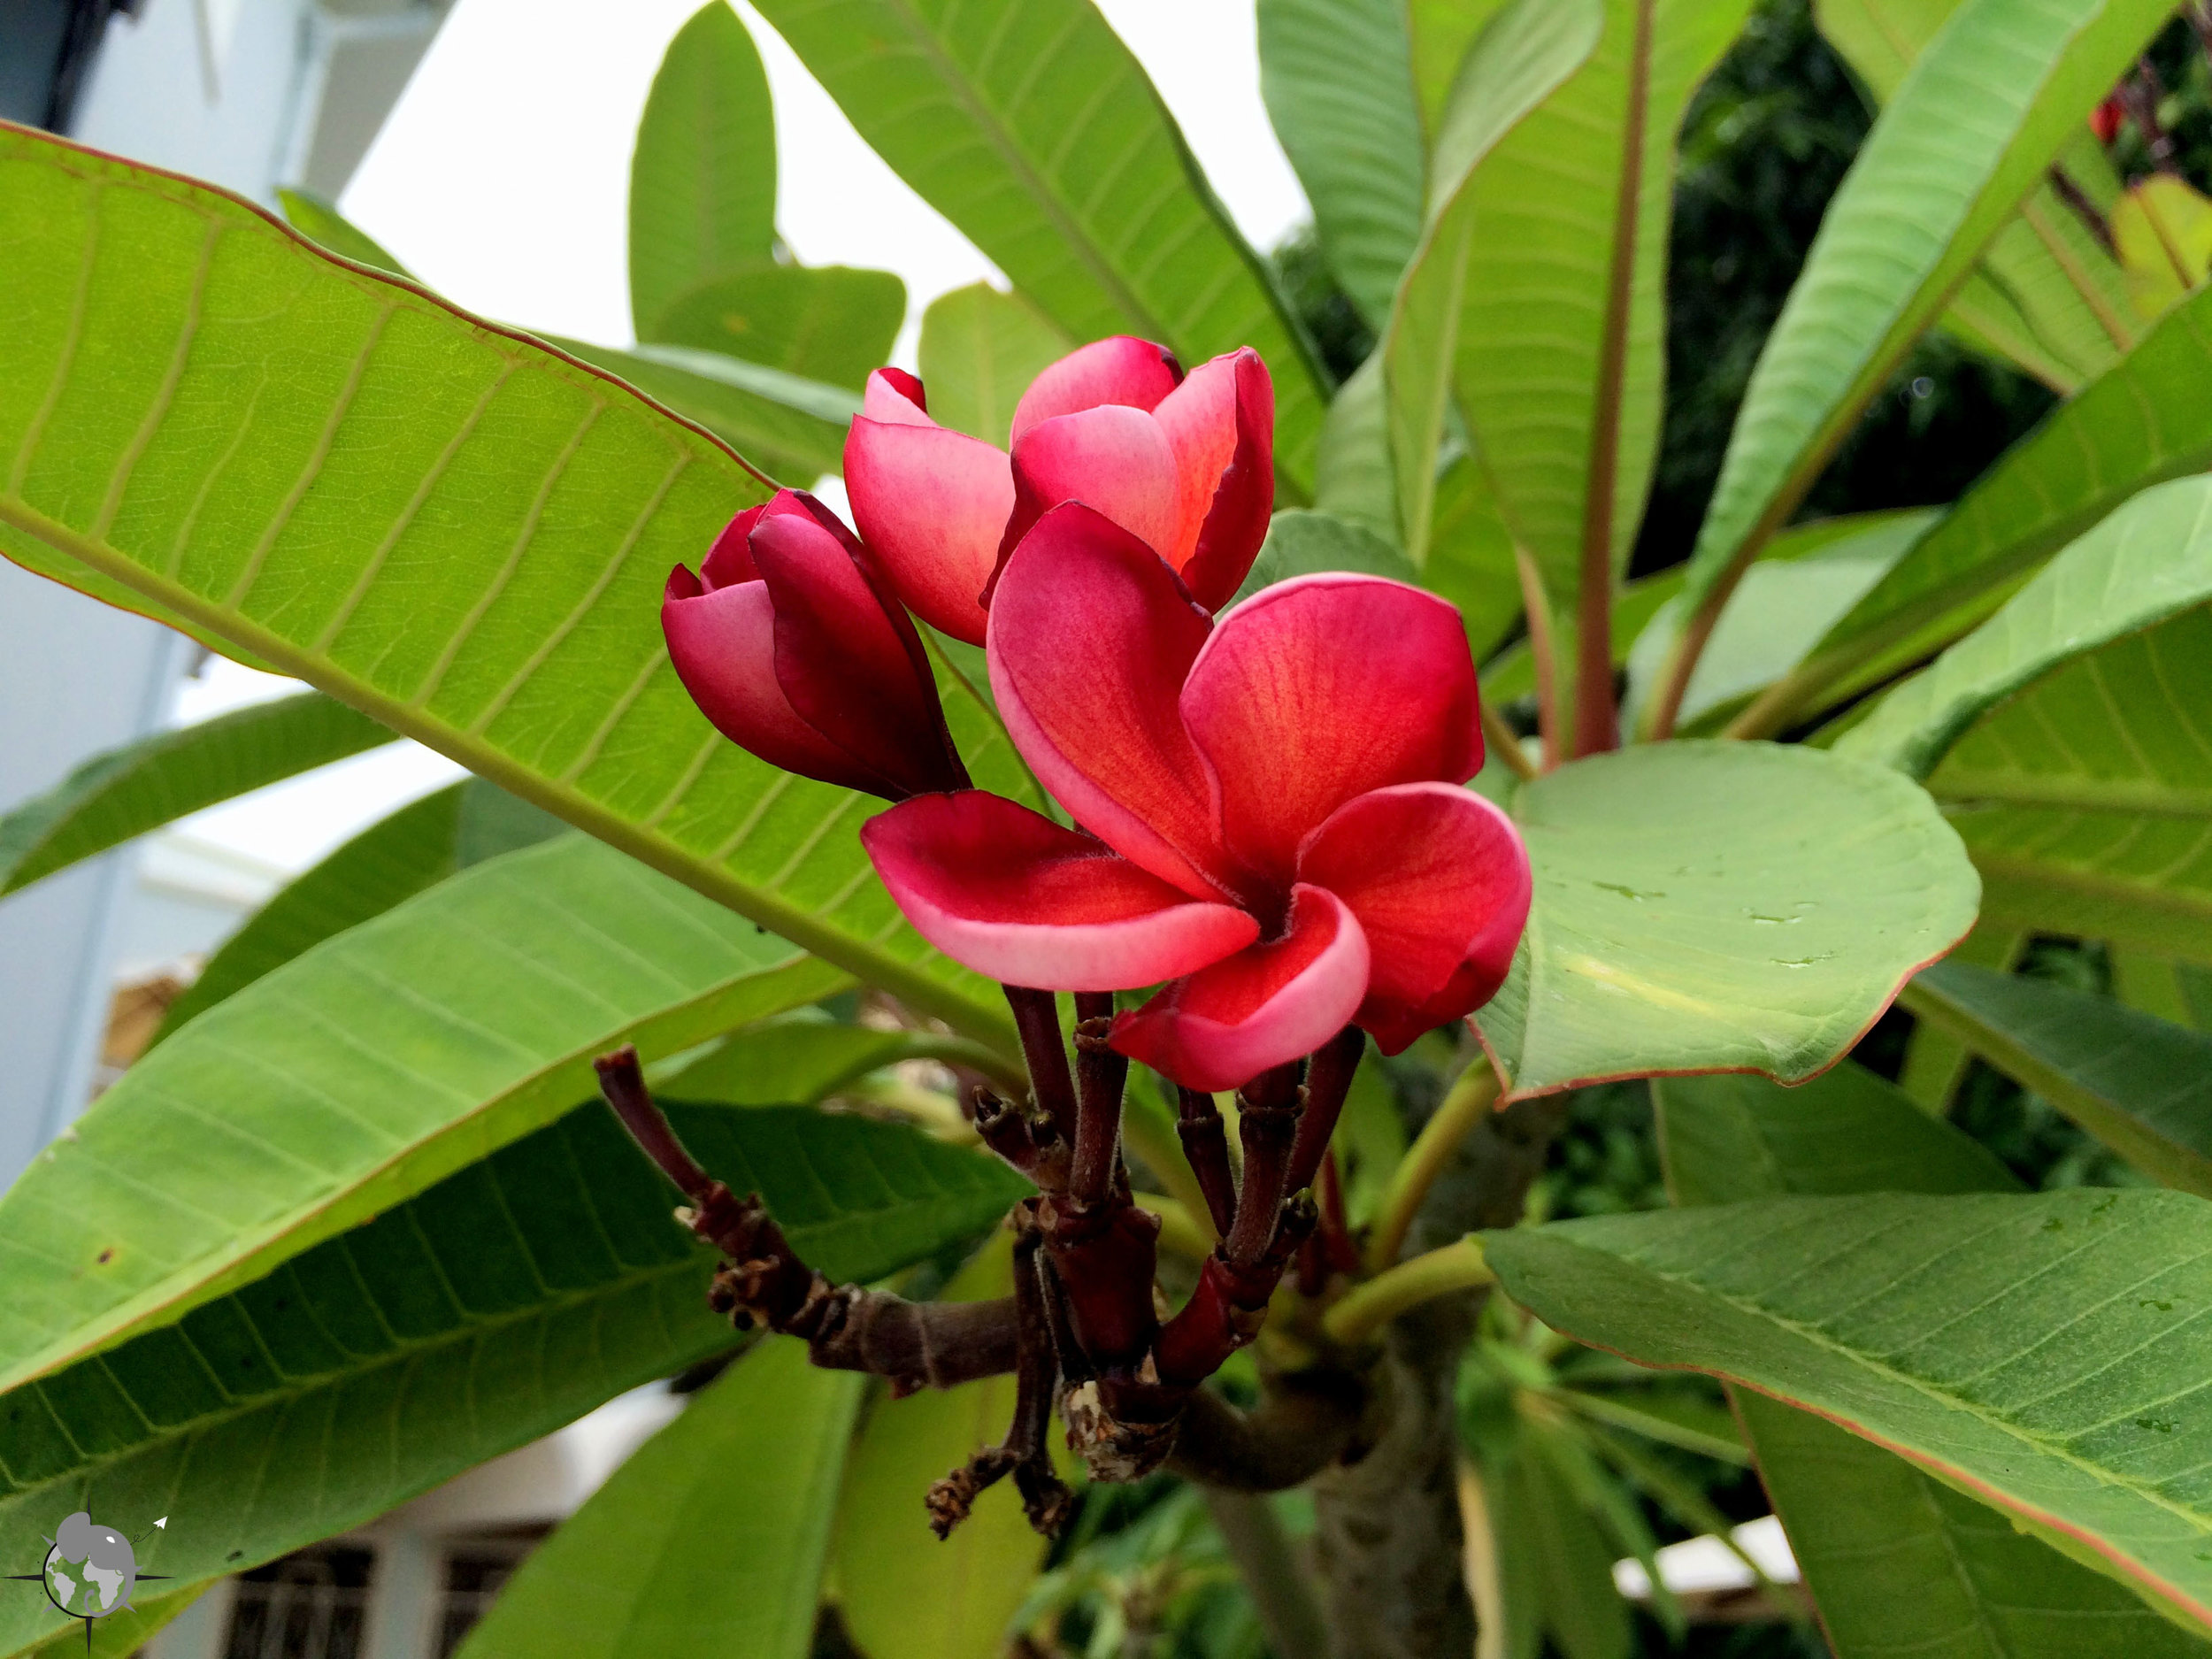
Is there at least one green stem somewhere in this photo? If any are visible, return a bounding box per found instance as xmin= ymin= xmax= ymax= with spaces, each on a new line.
xmin=1366 ymin=1061 xmax=1502 ymax=1272
xmin=1325 ymin=1238 xmax=1494 ymax=1347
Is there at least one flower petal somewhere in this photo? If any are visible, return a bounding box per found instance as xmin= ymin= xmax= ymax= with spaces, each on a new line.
xmin=1000 ymin=403 xmax=1179 ymax=565
xmin=1296 ymin=783 xmax=1531 ymax=1048
xmin=863 ymin=791 xmax=1258 ymax=991
xmin=1110 ymin=885 xmax=1370 ymax=1093
xmin=1151 ymin=348 xmax=1273 ymax=606
xmin=987 ymin=503 xmax=1233 ymax=898
xmin=661 ymin=566 xmax=891 ymax=795
xmin=700 ymin=503 xmax=768 ymax=588
xmin=1010 ymin=335 xmax=1182 ymax=441
xmin=844 ymin=415 xmax=1013 ymax=645
xmin=750 ymin=495 xmax=964 ymax=797
xmin=1182 ymin=575 xmax=1484 ymax=881
xmin=863 ymin=366 xmax=933 ymax=426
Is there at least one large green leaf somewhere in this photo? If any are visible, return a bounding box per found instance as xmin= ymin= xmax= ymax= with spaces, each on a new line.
xmin=276 ymin=188 xmax=409 ymax=279
xmin=833 ymin=1236 xmax=1048 ymax=1659
xmin=147 ymin=780 xmax=563 ymax=1048
xmin=659 ymin=1011 xmax=988 ymax=1104
xmin=547 ymin=334 xmax=855 ymax=482
xmin=1486 ymin=1188 xmax=2212 ymax=1634
xmin=1755 ymin=283 xmax=2212 ymax=732
xmin=1815 ymin=0 xmax=2138 ymax=390
xmin=1256 ymin=0 xmax=1425 ymax=327
xmin=745 ymin=0 xmax=1330 ymax=487
xmin=1384 ymin=0 xmax=1604 ymax=562
xmin=1676 ymin=0 xmax=2172 ymax=635
xmin=0 ymin=833 xmax=849 ymax=1395
xmin=1837 ymin=475 xmax=2212 ymax=960
xmin=1904 ymin=960 xmax=2212 ymax=1198
xmin=0 ymin=691 xmax=390 ymax=898
xmin=1471 ymin=741 xmax=1978 ymax=1100
xmin=916 ymin=283 xmax=1071 ymax=447
xmin=1652 ymin=1070 xmax=2210 ymax=1657
xmin=0 ymin=126 xmax=1020 ymax=1046
xmin=1432 ymin=0 xmax=1754 ymax=612
xmin=458 ymin=1340 xmax=863 ymax=1659
xmin=0 ymin=1101 xmax=1021 ymax=1657
xmin=1652 ymin=1062 xmax=2021 ymax=1207
xmin=1408 ymin=0 xmax=1517 ymax=135
xmin=650 ymin=262 xmax=906 ymax=392
xmin=628 ymin=0 xmax=778 ymax=339
xmin=1838 ymin=473 xmax=2212 ymax=779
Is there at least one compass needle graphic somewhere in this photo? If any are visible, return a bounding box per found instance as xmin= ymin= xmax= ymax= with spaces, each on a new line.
xmin=8 ymin=1509 xmax=172 ymax=1654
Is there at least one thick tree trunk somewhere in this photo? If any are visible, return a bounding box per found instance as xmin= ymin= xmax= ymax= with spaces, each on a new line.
xmin=1309 ymin=1094 xmax=1571 ymax=1659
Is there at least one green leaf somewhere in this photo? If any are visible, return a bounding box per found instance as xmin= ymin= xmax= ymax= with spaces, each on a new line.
xmin=650 ymin=262 xmax=906 ymax=391
xmin=150 ymin=785 xmax=462 ymax=1047
xmin=147 ymin=780 xmax=563 ymax=1048
xmin=1256 ymin=0 xmax=1425 ymax=327
xmin=1407 ymin=0 xmax=1516 ymax=135
xmin=1498 ymin=1445 xmax=1632 ymax=1659
xmin=0 ymin=690 xmax=390 ymax=899
xmin=1838 ymin=473 xmax=2212 ymax=780
xmin=916 ymin=283 xmax=1071 ymax=446
xmin=1428 ymin=0 xmax=1755 ymax=610
xmin=1486 ymin=1188 xmax=2212 ymax=1636
xmin=0 ymin=833 xmax=849 ymax=1396
xmin=2116 ymin=956 xmax=2212 ymax=1031
xmin=1653 ymin=1062 xmax=2207 ymax=1657
xmin=0 ymin=126 xmax=1021 ymax=1048
xmin=659 ymin=1012 xmax=981 ymax=1104
xmin=1233 ymin=508 xmax=1413 ymax=607
xmin=1678 ymin=0 xmax=2172 ymax=626
xmin=1904 ymin=960 xmax=2212 ymax=1198
xmin=833 ymin=1235 xmax=1048 ymax=1659
xmin=1900 ymin=921 xmax=2027 ymax=1111
xmin=1623 ymin=507 xmax=1932 ymax=733
xmin=1384 ymin=0 xmax=1605 ymax=561
xmin=0 ymin=1102 xmax=1020 ymax=1657
xmin=745 ymin=0 xmax=1331 ymax=487
xmin=275 ymin=188 xmax=410 ymax=278
xmin=1471 ymin=741 xmax=1979 ymax=1100
xmin=1770 ymin=282 xmax=2212 ymax=728
xmin=1814 ymin=0 xmax=2138 ymax=391
xmin=458 ymin=1340 xmax=862 ymax=1659
xmin=629 ymin=0 xmax=778 ymax=339
xmin=547 ymin=334 xmax=856 ymax=481
xmin=1652 ymin=1062 xmax=2022 ymax=1208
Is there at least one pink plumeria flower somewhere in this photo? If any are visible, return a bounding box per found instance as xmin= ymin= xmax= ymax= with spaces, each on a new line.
xmin=863 ymin=503 xmax=1532 ymax=1093
xmin=842 ymin=335 xmax=1275 ymax=645
xmin=661 ymin=489 xmax=966 ymax=801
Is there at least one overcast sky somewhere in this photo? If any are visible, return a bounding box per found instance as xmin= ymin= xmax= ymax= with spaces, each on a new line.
xmin=179 ymin=0 xmax=1310 ymax=874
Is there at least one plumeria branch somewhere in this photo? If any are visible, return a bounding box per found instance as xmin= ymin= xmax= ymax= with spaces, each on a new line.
xmin=1324 ymin=1237 xmax=1496 ymax=1348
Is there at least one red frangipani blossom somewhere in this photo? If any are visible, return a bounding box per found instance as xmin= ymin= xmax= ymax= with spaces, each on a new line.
xmin=863 ymin=503 xmax=1532 ymax=1092
xmin=842 ymin=335 xmax=1274 ymax=644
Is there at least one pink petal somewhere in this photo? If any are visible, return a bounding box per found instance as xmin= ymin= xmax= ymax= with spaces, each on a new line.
xmin=999 ymin=403 xmax=1179 ymax=567
xmin=863 ymin=366 xmax=933 ymax=426
xmin=700 ymin=503 xmax=768 ymax=588
xmin=661 ymin=565 xmax=891 ymax=795
xmin=1151 ymin=348 xmax=1274 ymax=607
xmin=862 ymin=791 xmax=1258 ymax=991
xmin=1010 ymin=335 xmax=1183 ymax=441
xmin=987 ymin=503 xmax=1234 ymax=900
xmin=1182 ymin=575 xmax=1484 ymax=882
xmin=844 ymin=416 xmax=1013 ymax=646
xmin=1110 ymin=885 xmax=1370 ymax=1093
xmin=1296 ymin=783 xmax=1531 ymax=1049
xmin=750 ymin=495 xmax=964 ymax=797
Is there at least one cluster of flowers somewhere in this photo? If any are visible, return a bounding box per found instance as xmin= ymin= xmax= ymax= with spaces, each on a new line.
xmin=661 ymin=337 xmax=1532 ymax=1091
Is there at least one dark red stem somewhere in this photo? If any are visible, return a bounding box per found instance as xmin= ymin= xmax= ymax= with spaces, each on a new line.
xmin=1226 ymin=1062 xmax=1304 ymax=1266
xmin=1070 ymin=991 xmax=1127 ymax=1204
xmin=1003 ymin=984 xmax=1077 ymax=1136
xmin=1177 ymin=1086 xmax=1239 ymax=1237
xmin=1287 ymin=1025 xmax=1363 ymax=1194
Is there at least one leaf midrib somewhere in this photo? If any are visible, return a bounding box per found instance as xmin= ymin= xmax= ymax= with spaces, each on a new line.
xmin=1934 ymin=772 xmax=2212 ymax=818
xmin=0 ymin=494 xmax=1014 ymax=1055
